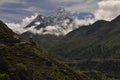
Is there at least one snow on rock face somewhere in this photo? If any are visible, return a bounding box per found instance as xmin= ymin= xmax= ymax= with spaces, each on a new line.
xmin=24 ymin=7 xmax=93 ymax=36
xmin=26 ymin=24 xmax=75 ymax=36
xmin=24 ymin=7 xmax=76 ymax=36
xmin=61 ymin=19 xmax=70 ymax=27
xmin=35 ymin=22 xmax=41 ymax=25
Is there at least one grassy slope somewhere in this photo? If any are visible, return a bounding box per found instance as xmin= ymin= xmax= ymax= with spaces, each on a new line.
xmin=0 ymin=20 xmax=89 ymax=80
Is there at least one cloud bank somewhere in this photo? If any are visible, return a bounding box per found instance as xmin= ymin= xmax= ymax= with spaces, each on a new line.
xmin=94 ymin=0 xmax=120 ymax=21
xmin=6 ymin=13 xmax=38 ymax=34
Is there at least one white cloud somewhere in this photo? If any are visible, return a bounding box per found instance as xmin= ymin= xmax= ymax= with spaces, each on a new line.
xmin=6 ymin=13 xmax=38 ymax=34
xmin=25 ymin=21 xmax=76 ymax=36
xmin=74 ymin=17 xmax=95 ymax=26
xmin=94 ymin=0 xmax=120 ymax=21
xmin=73 ymin=0 xmax=120 ymax=28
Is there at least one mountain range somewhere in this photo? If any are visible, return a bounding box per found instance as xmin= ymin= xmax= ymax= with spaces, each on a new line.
xmin=24 ymin=7 xmax=77 ymax=36
xmin=23 ymin=7 xmax=94 ymax=37
xmin=22 ymin=13 xmax=120 ymax=80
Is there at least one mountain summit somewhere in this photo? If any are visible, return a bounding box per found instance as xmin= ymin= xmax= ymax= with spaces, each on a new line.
xmin=24 ymin=8 xmax=76 ymax=36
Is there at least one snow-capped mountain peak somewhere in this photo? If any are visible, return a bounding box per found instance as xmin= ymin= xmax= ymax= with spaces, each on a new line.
xmin=24 ymin=8 xmax=78 ymax=36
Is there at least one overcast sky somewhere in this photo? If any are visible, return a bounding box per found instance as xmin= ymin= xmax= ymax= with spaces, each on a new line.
xmin=0 ymin=0 xmax=120 ymax=33
xmin=1 ymin=0 xmax=120 ymax=23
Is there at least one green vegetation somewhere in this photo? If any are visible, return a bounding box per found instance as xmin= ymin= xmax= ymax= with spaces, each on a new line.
xmin=82 ymin=70 xmax=110 ymax=80
xmin=0 ymin=20 xmax=89 ymax=80
xmin=66 ymin=59 xmax=120 ymax=80
xmin=0 ymin=73 xmax=10 ymax=80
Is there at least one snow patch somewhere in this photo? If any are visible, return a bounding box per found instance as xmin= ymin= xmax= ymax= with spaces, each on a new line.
xmin=35 ymin=22 xmax=41 ymax=25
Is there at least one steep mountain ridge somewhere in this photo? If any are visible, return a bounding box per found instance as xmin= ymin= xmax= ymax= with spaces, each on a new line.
xmin=25 ymin=14 xmax=45 ymax=29
xmin=0 ymin=20 xmax=88 ymax=80
xmin=0 ymin=20 xmax=21 ymax=45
